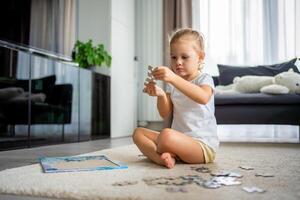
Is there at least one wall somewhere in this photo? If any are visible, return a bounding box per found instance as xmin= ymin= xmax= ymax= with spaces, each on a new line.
xmin=110 ymin=0 xmax=136 ymax=138
xmin=77 ymin=0 xmax=136 ymax=138
xmin=77 ymin=0 xmax=111 ymax=51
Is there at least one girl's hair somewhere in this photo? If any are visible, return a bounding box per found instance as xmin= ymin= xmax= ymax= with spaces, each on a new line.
xmin=169 ymin=28 xmax=205 ymax=53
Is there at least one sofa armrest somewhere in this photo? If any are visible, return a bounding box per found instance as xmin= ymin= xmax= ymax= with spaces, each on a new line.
xmin=47 ymin=84 xmax=73 ymax=107
xmin=212 ymin=76 xmax=219 ymax=86
xmin=46 ymin=84 xmax=73 ymax=123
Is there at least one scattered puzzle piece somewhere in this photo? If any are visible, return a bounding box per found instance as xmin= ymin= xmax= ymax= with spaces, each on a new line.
xmin=190 ymin=166 xmax=211 ymax=173
xmin=239 ymin=165 xmax=254 ymax=170
xmin=255 ymin=173 xmax=274 ymax=177
xmin=112 ymin=181 xmax=138 ymax=186
xmin=242 ymin=186 xmax=266 ymax=193
xmin=166 ymin=186 xmax=188 ymax=193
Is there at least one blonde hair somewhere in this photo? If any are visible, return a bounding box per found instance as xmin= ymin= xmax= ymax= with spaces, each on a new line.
xmin=169 ymin=28 xmax=205 ymax=71
xmin=169 ymin=28 xmax=205 ymax=53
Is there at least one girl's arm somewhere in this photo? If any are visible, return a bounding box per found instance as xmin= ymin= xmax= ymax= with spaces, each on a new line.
xmin=157 ymin=92 xmax=172 ymax=119
xmin=171 ymin=75 xmax=213 ymax=104
xmin=143 ymin=82 xmax=172 ymax=119
xmin=152 ymin=66 xmax=213 ymax=105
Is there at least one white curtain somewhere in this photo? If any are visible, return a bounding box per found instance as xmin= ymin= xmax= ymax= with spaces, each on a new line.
xmin=193 ymin=0 xmax=300 ymax=142
xmin=29 ymin=0 xmax=76 ymax=56
xmin=194 ymin=0 xmax=300 ymax=66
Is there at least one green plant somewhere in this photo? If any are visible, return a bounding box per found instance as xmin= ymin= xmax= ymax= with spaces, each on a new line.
xmin=73 ymin=39 xmax=111 ymax=68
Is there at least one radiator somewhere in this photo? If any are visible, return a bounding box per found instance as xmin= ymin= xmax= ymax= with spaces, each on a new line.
xmin=136 ymin=0 xmax=163 ymax=122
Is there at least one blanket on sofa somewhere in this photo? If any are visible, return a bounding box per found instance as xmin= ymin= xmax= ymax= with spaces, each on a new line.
xmin=0 ymin=87 xmax=46 ymax=103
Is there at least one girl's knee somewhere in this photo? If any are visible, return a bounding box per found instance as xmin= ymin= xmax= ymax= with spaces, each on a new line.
xmin=158 ymin=128 xmax=173 ymax=141
xmin=157 ymin=128 xmax=174 ymax=151
xmin=132 ymin=127 xmax=144 ymax=143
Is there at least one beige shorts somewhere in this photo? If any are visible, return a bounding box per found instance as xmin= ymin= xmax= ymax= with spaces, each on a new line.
xmin=197 ymin=140 xmax=216 ymax=163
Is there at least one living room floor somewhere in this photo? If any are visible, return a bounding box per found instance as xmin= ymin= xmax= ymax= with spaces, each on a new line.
xmin=0 ymin=137 xmax=299 ymax=200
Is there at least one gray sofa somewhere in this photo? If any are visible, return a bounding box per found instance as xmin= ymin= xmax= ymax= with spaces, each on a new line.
xmin=213 ymin=58 xmax=300 ymax=126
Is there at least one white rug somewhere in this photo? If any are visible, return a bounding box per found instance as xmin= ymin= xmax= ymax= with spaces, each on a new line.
xmin=0 ymin=144 xmax=299 ymax=200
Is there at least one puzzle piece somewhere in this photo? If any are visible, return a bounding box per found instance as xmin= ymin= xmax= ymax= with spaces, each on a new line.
xmin=242 ymin=186 xmax=266 ymax=193
xmin=143 ymin=65 xmax=158 ymax=93
xmin=191 ymin=166 xmax=211 ymax=173
xmin=166 ymin=186 xmax=188 ymax=193
xmin=239 ymin=165 xmax=254 ymax=170
xmin=112 ymin=181 xmax=138 ymax=186
xmin=210 ymin=170 xmax=231 ymax=177
xmin=144 ymin=65 xmax=157 ymax=85
xmin=211 ymin=177 xmax=241 ymax=186
xmin=203 ymin=179 xmax=221 ymax=189
xmin=143 ymin=176 xmax=196 ymax=186
xmin=255 ymin=173 xmax=274 ymax=177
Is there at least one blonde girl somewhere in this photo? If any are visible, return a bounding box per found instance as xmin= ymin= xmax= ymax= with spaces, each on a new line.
xmin=133 ymin=28 xmax=219 ymax=169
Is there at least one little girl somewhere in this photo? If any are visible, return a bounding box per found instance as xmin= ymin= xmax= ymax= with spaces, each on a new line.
xmin=132 ymin=28 xmax=219 ymax=169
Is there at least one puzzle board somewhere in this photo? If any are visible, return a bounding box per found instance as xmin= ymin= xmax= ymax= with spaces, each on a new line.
xmin=40 ymin=155 xmax=128 ymax=173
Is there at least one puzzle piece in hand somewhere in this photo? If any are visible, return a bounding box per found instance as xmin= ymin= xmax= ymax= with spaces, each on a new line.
xmin=143 ymin=65 xmax=157 ymax=93
xmin=144 ymin=65 xmax=157 ymax=84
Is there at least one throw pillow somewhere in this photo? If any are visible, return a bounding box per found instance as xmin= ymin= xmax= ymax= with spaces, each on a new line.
xmin=217 ymin=58 xmax=299 ymax=85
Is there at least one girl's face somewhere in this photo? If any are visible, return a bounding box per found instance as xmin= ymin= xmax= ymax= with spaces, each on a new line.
xmin=170 ymin=39 xmax=204 ymax=80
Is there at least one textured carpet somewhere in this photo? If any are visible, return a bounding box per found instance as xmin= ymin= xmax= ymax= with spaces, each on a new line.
xmin=0 ymin=143 xmax=300 ymax=200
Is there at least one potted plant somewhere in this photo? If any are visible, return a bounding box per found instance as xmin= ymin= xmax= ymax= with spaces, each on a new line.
xmin=73 ymin=39 xmax=112 ymax=69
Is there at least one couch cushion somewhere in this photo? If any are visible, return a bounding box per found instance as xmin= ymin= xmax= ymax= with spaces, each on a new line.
xmin=217 ymin=58 xmax=299 ymax=85
xmin=215 ymin=93 xmax=300 ymax=105
xmin=215 ymin=104 xmax=300 ymax=125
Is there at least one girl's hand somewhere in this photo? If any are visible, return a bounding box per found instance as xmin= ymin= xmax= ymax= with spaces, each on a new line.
xmin=143 ymin=82 xmax=165 ymax=97
xmin=152 ymin=66 xmax=176 ymax=83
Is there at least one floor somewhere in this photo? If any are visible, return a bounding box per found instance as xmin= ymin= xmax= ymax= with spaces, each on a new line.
xmin=0 ymin=137 xmax=299 ymax=200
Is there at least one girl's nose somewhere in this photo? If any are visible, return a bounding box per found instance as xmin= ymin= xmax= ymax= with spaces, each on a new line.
xmin=176 ymin=58 xmax=182 ymax=65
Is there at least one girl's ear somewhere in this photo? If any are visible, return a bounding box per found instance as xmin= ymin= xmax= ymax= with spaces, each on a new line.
xmin=199 ymin=52 xmax=205 ymax=61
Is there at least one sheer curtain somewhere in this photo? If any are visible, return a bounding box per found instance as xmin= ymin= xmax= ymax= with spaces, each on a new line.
xmin=163 ymin=0 xmax=192 ymax=66
xmin=29 ymin=0 xmax=75 ymax=56
xmin=193 ymin=0 xmax=300 ymax=142
xmin=194 ymin=0 xmax=300 ymax=66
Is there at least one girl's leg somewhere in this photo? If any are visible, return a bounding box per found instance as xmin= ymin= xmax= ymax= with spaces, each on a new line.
xmin=132 ymin=127 xmax=165 ymax=166
xmin=156 ymin=128 xmax=205 ymax=164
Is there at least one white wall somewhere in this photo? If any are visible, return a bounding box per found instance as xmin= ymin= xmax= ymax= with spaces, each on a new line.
xmin=77 ymin=0 xmax=136 ymax=138
xmin=77 ymin=0 xmax=111 ymax=51
xmin=111 ymin=0 xmax=136 ymax=138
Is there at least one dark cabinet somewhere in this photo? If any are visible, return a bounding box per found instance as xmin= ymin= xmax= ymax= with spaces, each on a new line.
xmin=91 ymin=72 xmax=110 ymax=138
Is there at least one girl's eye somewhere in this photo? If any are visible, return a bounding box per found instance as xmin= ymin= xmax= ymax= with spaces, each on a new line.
xmin=171 ymin=56 xmax=176 ymax=60
xmin=182 ymin=56 xmax=189 ymax=59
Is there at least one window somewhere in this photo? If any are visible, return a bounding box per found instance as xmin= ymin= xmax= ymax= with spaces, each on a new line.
xmin=193 ymin=0 xmax=300 ymax=66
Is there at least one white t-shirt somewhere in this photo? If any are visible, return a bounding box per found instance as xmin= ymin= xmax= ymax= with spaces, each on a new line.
xmin=166 ymin=72 xmax=219 ymax=152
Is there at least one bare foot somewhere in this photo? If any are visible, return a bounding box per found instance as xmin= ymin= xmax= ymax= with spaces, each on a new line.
xmin=160 ymin=152 xmax=176 ymax=169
